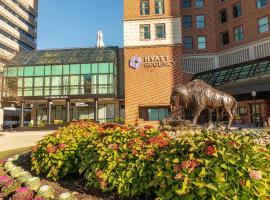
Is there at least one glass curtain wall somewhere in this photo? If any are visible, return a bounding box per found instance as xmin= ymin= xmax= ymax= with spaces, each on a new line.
xmin=4 ymin=63 xmax=117 ymax=97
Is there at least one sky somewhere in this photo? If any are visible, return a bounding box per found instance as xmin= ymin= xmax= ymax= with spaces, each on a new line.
xmin=37 ymin=0 xmax=123 ymax=49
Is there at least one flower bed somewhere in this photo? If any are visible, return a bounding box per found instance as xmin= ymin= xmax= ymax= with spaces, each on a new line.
xmin=29 ymin=121 xmax=270 ymax=199
xmin=0 ymin=156 xmax=77 ymax=200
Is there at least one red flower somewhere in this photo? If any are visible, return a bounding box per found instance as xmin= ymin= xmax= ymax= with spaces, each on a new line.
xmin=181 ymin=159 xmax=199 ymax=171
xmin=108 ymin=144 xmax=118 ymax=151
xmin=258 ymin=148 xmax=267 ymax=153
xmin=58 ymin=143 xmax=65 ymax=150
xmin=229 ymin=141 xmax=240 ymax=148
xmin=137 ymin=128 xmax=145 ymax=137
xmin=148 ymin=134 xmax=169 ymax=148
xmin=47 ymin=145 xmax=57 ymax=154
xmin=132 ymin=149 xmax=138 ymax=155
xmin=240 ymin=179 xmax=246 ymax=186
xmin=32 ymin=145 xmax=38 ymax=152
xmin=205 ymin=146 xmax=216 ymax=156
xmin=100 ymin=179 xmax=108 ymax=189
xmin=175 ymin=172 xmax=184 ymax=180
xmin=146 ymin=149 xmax=155 ymax=157
xmin=95 ymin=170 xmax=104 ymax=178
xmin=173 ymin=165 xmax=182 ymax=173
xmin=31 ymin=157 xmax=36 ymax=161
xmin=144 ymin=125 xmax=154 ymax=129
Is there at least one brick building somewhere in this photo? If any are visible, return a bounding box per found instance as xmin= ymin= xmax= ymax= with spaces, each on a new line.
xmin=124 ymin=0 xmax=270 ymax=126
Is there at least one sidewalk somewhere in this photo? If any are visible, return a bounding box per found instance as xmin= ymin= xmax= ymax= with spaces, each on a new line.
xmin=0 ymin=130 xmax=54 ymax=152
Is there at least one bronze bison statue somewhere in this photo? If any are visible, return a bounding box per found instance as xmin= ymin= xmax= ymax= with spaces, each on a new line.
xmin=170 ymin=79 xmax=237 ymax=128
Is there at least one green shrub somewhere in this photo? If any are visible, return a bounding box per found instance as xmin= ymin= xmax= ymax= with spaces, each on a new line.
xmin=28 ymin=122 xmax=33 ymax=128
xmin=38 ymin=121 xmax=46 ymax=128
xmin=31 ymin=122 xmax=270 ymax=199
xmin=31 ymin=121 xmax=101 ymax=180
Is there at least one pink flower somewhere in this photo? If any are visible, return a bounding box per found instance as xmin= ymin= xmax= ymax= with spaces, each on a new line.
xmin=16 ymin=187 xmax=29 ymax=193
xmin=249 ymin=170 xmax=262 ymax=180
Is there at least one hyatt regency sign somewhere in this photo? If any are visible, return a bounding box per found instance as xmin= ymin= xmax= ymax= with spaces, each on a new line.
xmin=129 ymin=55 xmax=175 ymax=69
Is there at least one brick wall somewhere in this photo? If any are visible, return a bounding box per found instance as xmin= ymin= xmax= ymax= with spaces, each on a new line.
xmin=124 ymin=0 xmax=181 ymax=20
xmin=181 ymin=0 xmax=270 ymax=55
xmin=124 ymin=45 xmax=184 ymax=125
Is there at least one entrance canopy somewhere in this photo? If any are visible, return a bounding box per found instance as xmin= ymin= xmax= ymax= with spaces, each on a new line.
xmin=193 ymin=57 xmax=270 ymax=95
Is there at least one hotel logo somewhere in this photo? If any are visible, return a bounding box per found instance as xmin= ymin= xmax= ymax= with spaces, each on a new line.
xmin=130 ymin=55 xmax=175 ymax=69
xmin=129 ymin=55 xmax=143 ymax=69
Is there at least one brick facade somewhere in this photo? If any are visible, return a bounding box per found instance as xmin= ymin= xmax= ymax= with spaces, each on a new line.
xmin=181 ymin=0 xmax=270 ymax=54
xmin=124 ymin=45 xmax=183 ymax=125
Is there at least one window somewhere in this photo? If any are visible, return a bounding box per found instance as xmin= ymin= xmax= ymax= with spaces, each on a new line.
xmin=219 ymin=9 xmax=228 ymax=23
xmin=221 ymin=31 xmax=230 ymax=45
xmin=234 ymin=25 xmax=244 ymax=41
xmin=140 ymin=0 xmax=149 ymax=15
xmin=183 ymin=16 xmax=192 ymax=29
xmin=155 ymin=23 xmax=166 ymax=39
xmin=139 ymin=107 xmax=170 ymax=121
xmin=182 ymin=0 xmax=191 ymax=8
xmin=195 ymin=0 xmax=204 ymax=8
xmin=258 ymin=16 xmax=269 ymax=33
xmin=184 ymin=36 xmax=193 ymax=49
xmin=140 ymin=24 xmax=151 ymax=40
xmin=256 ymin=0 xmax=268 ymax=8
xmin=155 ymin=0 xmax=164 ymax=14
xmin=232 ymin=2 xmax=242 ymax=18
xmin=197 ymin=36 xmax=206 ymax=49
xmin=196 ymin=15 xmax=205 ymax=28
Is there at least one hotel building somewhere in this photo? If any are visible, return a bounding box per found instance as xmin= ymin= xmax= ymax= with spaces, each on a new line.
xmin=2 ymin=47 xmax=125 ymax=126
xmin=2 ymin=0 xmax=270 ymax=127
xmin=0 ymin=0 xmax=38 ymax=69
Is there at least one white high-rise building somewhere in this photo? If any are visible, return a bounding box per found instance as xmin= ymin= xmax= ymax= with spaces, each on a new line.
xmin=0 ymin=0 xmax=38 ymax=70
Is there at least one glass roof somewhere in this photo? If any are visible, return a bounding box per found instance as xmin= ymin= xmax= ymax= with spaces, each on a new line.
xmin=193 ymin=57 xmax=270 ymax=87
xmin=5 ymin=47 xmax=118 ymax=67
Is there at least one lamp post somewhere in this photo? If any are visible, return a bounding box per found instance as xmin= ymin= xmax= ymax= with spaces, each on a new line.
xmin=251 ymin=90 xmax=257 ymax=127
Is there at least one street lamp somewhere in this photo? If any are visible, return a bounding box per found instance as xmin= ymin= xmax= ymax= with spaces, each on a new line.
xmin=251 ymin=90 xmax=257 ymax=127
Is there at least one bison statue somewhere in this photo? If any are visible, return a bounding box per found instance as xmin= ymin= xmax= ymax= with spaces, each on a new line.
xmin=170 ymin=79 xmax=237 ymax=128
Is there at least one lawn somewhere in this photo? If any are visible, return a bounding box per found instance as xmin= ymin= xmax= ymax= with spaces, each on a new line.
xmin=0 ymin=147 xmax=31 ymax=160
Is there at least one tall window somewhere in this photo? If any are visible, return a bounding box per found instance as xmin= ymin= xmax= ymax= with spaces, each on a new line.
xmin=195 ymin=0 xmax=204 ymax=8
xmin=197 ymin=36 xmax=206 ymax=49
xmin=258 ymin=16 xmax=269 ymax=33
xmin=140 ymin=0 xmax=149 ymax=15
xmin=155 ymin=0 xmax=164 ymax=14
xmin=234 ymin=25 xmax=244 ymax=41
xmin=183 ymin=15 xmax=192 ymax=29
xmin=219 ymin=9 xmax=228 ymax=23
xmin=184 ymin=36 xmax=193 ymax=49
xmin=256 ymin=0 xmax=268 ymax=8
xmin=140 ymin=24 xmax=151 ymax=40
xmin=182 ymin=0 xmax=191 ymax=8
xmin=196 ymin=15 xmax=205 ymax=29
xmin=221 ymin=31 xmax=230 ymax=45
xmin=155 ymin=23 xmax=166 ymax=39
xmin=232 ymin=2 xmax=242 ymax=18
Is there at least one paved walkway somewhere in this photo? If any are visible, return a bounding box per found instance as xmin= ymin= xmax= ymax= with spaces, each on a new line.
xmin=0 ymin=130 xmax=54 ymax=152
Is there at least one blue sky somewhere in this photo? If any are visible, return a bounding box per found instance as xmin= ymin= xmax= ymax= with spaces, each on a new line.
xmin=37 ymin=0 xmax=123 ymax=49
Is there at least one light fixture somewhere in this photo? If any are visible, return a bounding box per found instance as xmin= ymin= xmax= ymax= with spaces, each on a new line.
xmin=251 ymin=90 xmax=256 ymax=97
